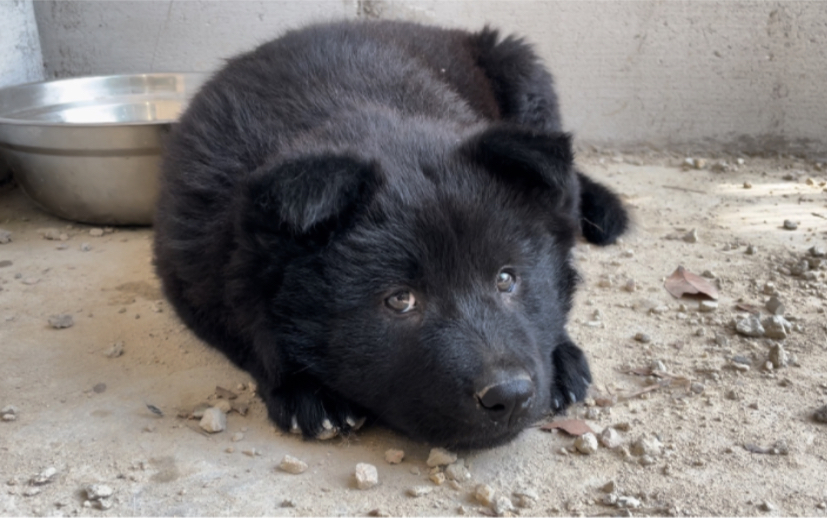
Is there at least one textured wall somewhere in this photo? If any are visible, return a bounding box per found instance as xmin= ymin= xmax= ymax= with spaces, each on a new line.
xmin=31 ymin=0 xmax=827 ymax=157
xmin=0 ymin=0 xmax=44 ymax=186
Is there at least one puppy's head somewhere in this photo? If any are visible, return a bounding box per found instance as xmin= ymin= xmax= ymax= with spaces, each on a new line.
xmin=243 ymin=125 xmax=581 ymax=448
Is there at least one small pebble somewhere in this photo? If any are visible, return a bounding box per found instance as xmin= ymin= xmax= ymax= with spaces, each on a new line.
xmin=623 ymin=279 xmax=636 ymax=292
xmin=89 ymin=228 xmax=105 ymax=237
xmin=735 ymin=316 xmax=765 ymax=337
xmin=407 ymin=486 xmax=432 ymax=497
xmin=745 ymin=244 xmax=757 ymax=255
xmin=809 ymin=245 xmax=826 ymax=258
xmin=600 ymin=480 xmax=616 ymax=493
xmin=783 ymin=220 xmax=798 ymax=230
xmin=38 ymin=228 xmax=62 ymax=240
xmin=699 ymin=300 xmax=718 ymax=313
xmin=682 ymin=229 xmax=698 ymax=243
xmin=31 ymin=467 xmax=57 ymax=485
xmin=765 ymin=295 xmax=785 ymax=316
xmin=475 ymin=483 xmax=496 ymax=506
xmin=105 ymin=341 xmax=124 ymax=358
xmin=575 ymin=433 xmax=598 ymax=454
xmin=278 ymin=454 xmax=308 ymax=474
xmin=630 ymin=435 xmax=662 ymax=457
xmin=701 ymin=270 xmax=717 ymax=278
xmin=743 ymin=181 xmax=752 ymax=189
xmin=213 ymin=399 xmax=232 ymax=414
xmin=48 ymin=314 xmax=74 ymax=329
xmin=512 ymin=488 xmax=538 ymax=509
xmin=429 ymin=472 xmax=446 ymax=485
xmin=599 ymin=427 xmax=622 ymax=449
xmin=764 ymin=317 xmax=790 ymax=341
xmin=634 ymin=332 xmax=651 ymax=343
xmin=0 ymin=229 xmax=11 ymax=244
xmin=493 ymin=496 xmax=515 ymax=516
xmin=85 ymin=484 xmax=114 ymax=500
xmin=80 ymin=243 xmax=92 ymax=252
xmin=198 ymin=407 xmax=226 ymax=433
xmin=759 ymin=501 xmax=776 ymax=512
xmin=231 ymin=432 xmax=244 ymax=442
xmin=23 ymin=487 xmax=41 ymax=497
xmin=384 ymin=449 xmax=405 ymax=464
xmin=426 ymin=447 xmax=457 ymax=467
xmin=354 ymin=463 xmax=379 ymax=490
xmin=444 ymin=460 xmax=471 ymax=481
xmin=617 ymin=496 xmax=642 ymax=509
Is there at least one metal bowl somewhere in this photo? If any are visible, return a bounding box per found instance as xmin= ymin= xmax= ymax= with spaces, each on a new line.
xmin=0 ymin=73 xmax=208 ymax=225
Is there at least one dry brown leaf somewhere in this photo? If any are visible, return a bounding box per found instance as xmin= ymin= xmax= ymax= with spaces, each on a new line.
xmin=664 ymin=265 xmax=719 ymax=300
xmin=540 ymin=419 xmax=594 ymax=436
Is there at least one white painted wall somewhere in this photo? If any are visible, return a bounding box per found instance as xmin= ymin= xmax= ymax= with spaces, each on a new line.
xmin=29 ymin=0 xmax=827 ymax=157
xmin=0 ymin=0 xmax=44 ymax=185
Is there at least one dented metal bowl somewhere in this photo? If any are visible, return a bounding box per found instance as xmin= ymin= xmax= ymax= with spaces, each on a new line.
xmin=0 ymin=73 xmax=208 ymax=225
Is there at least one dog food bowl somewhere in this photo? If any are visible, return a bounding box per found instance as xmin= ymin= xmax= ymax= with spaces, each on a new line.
xmin=0 ymin=73 xmax=208 ymax=225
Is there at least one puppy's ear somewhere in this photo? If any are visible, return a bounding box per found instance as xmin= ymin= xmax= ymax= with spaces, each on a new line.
xmin=462 ymin=124 xmax=578 ymax=214
xmin=243 ymin=154 xmax=379 ymax=235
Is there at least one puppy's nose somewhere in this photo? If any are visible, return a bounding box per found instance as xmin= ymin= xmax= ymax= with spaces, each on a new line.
xmin=476 ymin=374 xmax=534 ymax=425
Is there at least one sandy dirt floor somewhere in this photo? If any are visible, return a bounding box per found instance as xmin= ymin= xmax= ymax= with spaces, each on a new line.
xmin=1 ymin=152 xmax=826 ymax=517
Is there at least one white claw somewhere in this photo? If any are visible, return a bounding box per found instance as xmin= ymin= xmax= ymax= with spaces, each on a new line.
xmin=351 ymin=417 xmax=366 ymax=430
xmin=316 ymin=419 xmax=339 ymax=440
xmin=346 ymin=416 xmax=356 ymax=427
xmin=568 ymin=391 xmax=577 ymax=403
xmin=290 ymin=416 xmax=301 ymax=434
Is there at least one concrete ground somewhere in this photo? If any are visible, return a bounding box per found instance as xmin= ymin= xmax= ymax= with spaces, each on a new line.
xmin=1 ymin=152 xmax=826 ymax=516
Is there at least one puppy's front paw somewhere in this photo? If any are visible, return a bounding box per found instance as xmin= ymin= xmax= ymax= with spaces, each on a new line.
xmin=263 ymin=378 xmax=365 ymax=440
xmin=550 ymin=340 xmax=592 ymax=414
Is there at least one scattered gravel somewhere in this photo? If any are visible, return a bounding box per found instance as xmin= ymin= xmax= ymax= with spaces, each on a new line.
xmin=574 ymin=432 xmax=598 ymax=454
xmin=278 ymin=454 xmax=308 ymax=474
xmin=384 ymin=449 xmax=405 ymax=464
xmin=199 ymin=407 xmax=226 ymax=433
xmin=353 ymin=463 xmax=378 ymax=490
xmin=48 ymin=314 xmax=74 ymax=329
xmin=426 ymin=447 xmax=457 ymax=467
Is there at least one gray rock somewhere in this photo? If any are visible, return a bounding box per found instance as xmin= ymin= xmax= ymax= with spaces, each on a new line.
xmin=790 ymin=260 xmax=809 ymax=276
xmin=768 ymin=343 xmax=789 ymax=368
xmin=31 ymin=467 xmax=57 ymax=485
xmin=444 ymin=459 xmax=470 ymax=481
xmin=634 ymin=332 xmax=652 ymax=343
xmin=493 ymin=496 xmax=515 ymax=516
xmin=763 ymin=316 xmax=791 ymax=340
xmin=783 ymin=220 xmax=798 ymax=230
xmin=765 ymin=295 xmax=785 ymax=316
xmin=813 ymin=405 xmax=827 ymax=423
xmin=354 ymin=463 xmax=378 ymax=490
xmin=735 ymin=316 xmax=764 ymax=337
xmin=682 ymin=229 xmax=699 ymax=243
xmin=198 ymin=407 xmax=226 ymax=433
xmin=809 ymin=245 xmax=826 ymax=258
xmin=48 ymin=314 xmax=74 ymax=329
xmin=745 ymin=244 xmax=757 ymax=255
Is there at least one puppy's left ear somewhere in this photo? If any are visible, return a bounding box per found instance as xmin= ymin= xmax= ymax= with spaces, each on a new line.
xmin=461 ymin=124 xmax=579 ymax=216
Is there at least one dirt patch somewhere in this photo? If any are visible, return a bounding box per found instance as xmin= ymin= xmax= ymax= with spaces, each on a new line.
xmin=1 ymin=152 xmax=826 ymax=515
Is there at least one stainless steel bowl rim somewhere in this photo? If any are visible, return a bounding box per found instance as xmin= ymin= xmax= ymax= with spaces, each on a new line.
xmin=0 ymin=72 xmax=209 ymax=127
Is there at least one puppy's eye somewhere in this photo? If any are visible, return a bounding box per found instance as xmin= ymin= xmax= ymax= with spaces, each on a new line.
xmin=385 ymin=290 xmax=416 ymax=313
xmin=496 ymin=269 xmax=517 ymax=293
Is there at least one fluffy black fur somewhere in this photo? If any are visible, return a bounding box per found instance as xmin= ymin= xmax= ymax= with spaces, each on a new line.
xmin=154 ymin=20 xmax=628 ymax=449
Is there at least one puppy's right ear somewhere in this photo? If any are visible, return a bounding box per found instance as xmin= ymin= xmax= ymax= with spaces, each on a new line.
xmin=241 ymin=154 xmax=379 ymax=235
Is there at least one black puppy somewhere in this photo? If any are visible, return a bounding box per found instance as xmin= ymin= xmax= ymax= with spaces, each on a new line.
xmin=154 ymin=20 xmax=627 ymax=449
